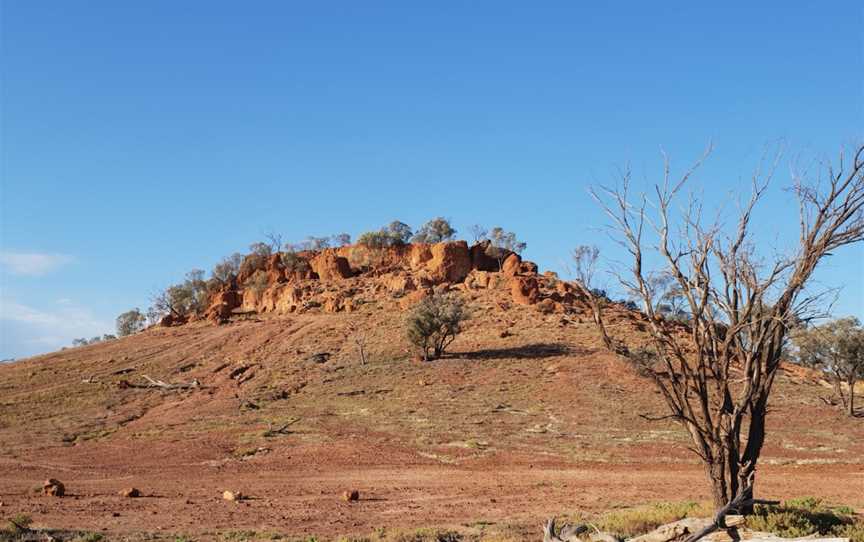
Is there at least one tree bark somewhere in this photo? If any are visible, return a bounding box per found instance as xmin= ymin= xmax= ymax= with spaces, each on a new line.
xmin=706 ymin=460 xmax=729 ymax=509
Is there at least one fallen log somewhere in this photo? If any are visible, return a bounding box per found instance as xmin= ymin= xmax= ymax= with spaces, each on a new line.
xmin=683 ymin=483 xmax=778 ymax=542
xmin=142 ymin=374 xmax=200 ymax=389
xmin=543 ymin=518 xmax=595 ymax=542
xmin=116 ymin=375 xmax=201 ymax=390
xmin=543 ymin=516 xmax=850 ymax=542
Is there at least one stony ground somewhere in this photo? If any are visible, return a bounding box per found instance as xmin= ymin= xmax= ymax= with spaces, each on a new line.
xmin=1 ymin=285 xmax=862 ymax=541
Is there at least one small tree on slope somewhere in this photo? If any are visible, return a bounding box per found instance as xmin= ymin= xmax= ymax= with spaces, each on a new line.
xmin=792 ymin=317 xmax=864 ymax=416
xmin=405 ymin=292 xmax=469 ymax=361
xmin=116 ymin=308 xmax=147 ymax=337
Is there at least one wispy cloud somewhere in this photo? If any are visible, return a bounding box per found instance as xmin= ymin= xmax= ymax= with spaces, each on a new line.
xmin=0 ymin=251 xmax=73 ymax=276
xmin=0 ymin=297 xmax=110 ymax=359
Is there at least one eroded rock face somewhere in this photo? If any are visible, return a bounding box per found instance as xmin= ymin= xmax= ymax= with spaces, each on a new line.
xmin=310 ymin=251 xmax=353 ymax=281
xmin=199 ymin=241 xmax=546 ymax=322
xmin=205 ymin=286 xmax=242 ymax=324
xmin=502 ymin=253 xmax=522 ymax=276
xmin=424 ymin=241 xmax=471 ymax=283
xmin=510 ymin=276 xmax=540 ymax=305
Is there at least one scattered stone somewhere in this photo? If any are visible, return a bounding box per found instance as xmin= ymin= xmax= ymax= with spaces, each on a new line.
xmin=307 ymin=352 xmax=331 ymax=364
xmin=536 ymin=298 xmax=556 ymax=314
xmin=223 ymin=490 xmax=243 ymax=502
xmin=342 ymin=489 xmax=360 ymax=502
xmin=119 ymin=487 xmax=140 ymax=498
xmin=43 ymin=478 xmax=65 ymax=497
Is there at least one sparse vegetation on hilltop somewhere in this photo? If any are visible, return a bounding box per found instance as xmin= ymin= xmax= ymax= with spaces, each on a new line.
xmin=412 ymin=218 xmax=457 ymax=244
xmin=116 ymin=308 xmax=147 ymax=337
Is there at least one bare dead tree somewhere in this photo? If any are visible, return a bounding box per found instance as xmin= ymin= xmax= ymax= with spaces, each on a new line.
xmin=470 ymin=224 xmax=488 ymax=243
xmin=347 ymin=321 xmax=369 ymax=365
xmin=588 ymin=143 xmax=864 ymax=508
xmin=572 ymin=245 xmax=617 ymax=352
xmin=264 ymin=229 xmax=284 ymax=255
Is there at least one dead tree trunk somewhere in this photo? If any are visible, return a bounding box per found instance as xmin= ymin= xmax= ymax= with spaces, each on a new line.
xmin=587 ymin=143 xmax=864 ymax=508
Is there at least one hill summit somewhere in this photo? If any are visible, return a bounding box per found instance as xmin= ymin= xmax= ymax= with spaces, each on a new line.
xmin=181 ymin=240 xmax=588 ymax=326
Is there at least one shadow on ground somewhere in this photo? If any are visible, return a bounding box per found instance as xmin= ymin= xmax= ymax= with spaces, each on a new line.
xmin=452 ymin=342 xmax=591 ymax=360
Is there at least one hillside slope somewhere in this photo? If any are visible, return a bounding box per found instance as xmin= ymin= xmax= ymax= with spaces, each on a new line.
xmin=1 ymin=248 xmax=862 ymax=540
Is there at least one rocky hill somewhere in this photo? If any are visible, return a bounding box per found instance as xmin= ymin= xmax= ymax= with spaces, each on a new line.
xmin=1 ymin=241 xmax=862 ymax=540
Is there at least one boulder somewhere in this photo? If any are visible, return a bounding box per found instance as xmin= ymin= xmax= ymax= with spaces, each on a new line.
xmin=465 ymin=270 xmax=492 ymax=290
xmin=400 ymin=288 xmax=431 ymax=309
xmin=511 ymin=276 xmax=540 ymax=305
xmin=425 ymin=241 xmax=471 ymax=283
xmin=159 ymin=314 xmax=187 ymax=327
xmin=536 ymin=298 xmax=557 ymax=314
xmin=119 ymin=487 xmax=141 ymax=498
xmin=222 ymin=490 xmax=243 ymax=502
xmin=469 ymin=241 xmax=500 ymax=272
xmin=310 ymin=251 xmax=353 ymax=281
xmin=519 ymin=260 xmax=539 ymax=275
xmin=342 ymin=489 xmax=360 ymax=502
xmin=42 ymin=479 xmax=65 ymax=497
xmin=502 ymin=253 xmax=522 ymax=276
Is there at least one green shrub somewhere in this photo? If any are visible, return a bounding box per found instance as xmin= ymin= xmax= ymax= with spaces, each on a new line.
xmin=212 ymin=252 xmax=244 ymax=284
xmin=746 ymin=497 xmax=861 ymax=541
xmin=412 ymin=217 xmax=457 ymax=244
xmin=358 ymin=220 xmax=414 ymax=248
xmin=116 ymin=308 xmax=147 ymax=336
xmin=6 ymin=513 xmax=31 ymax=533
xmin=595 ymin=501 xmax=713 ymax=538
xmin=357 ymin=230 xmax=395 ymax=249
xmin=405 ymin=293 xmax=469 ymax=361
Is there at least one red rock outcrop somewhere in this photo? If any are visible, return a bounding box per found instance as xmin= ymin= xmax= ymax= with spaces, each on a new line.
xmin=205 ymin=286 xmax=242 ymax=324
xmin=310 ymin=251 xmax=353 ymax=281
xmin=196 ymin=240 xmax=550 ymax=322
xmin=469 ymin=240 xmax=501 ymax=271
xmin=510 ymin=276 xmax=540 ymax=305
xmin=502 ymin=253 xmax=522 ymax=276
xmin=424 ymin=241 xmax=472 ymax=283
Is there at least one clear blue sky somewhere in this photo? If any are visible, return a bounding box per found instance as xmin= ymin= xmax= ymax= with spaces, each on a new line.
xmin=1 ymin=1 xmax=862 ymax=359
